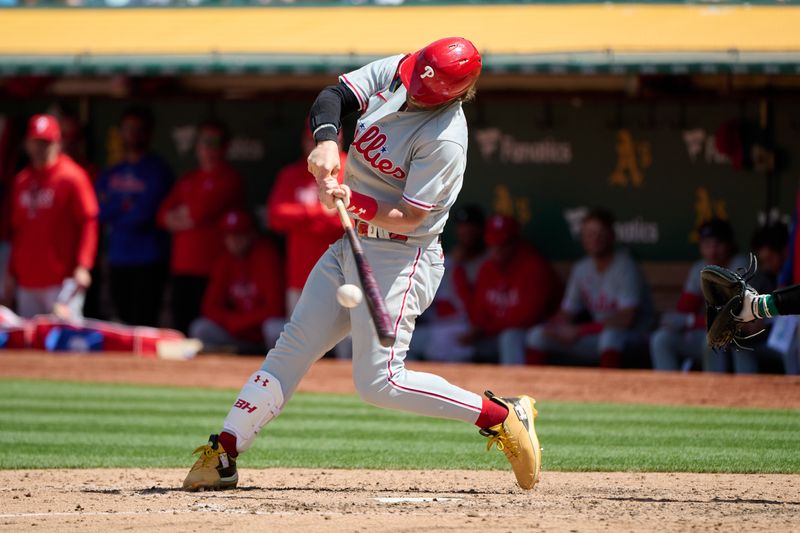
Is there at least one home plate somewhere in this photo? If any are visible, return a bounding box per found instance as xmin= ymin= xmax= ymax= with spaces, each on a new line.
xmin=374 ymin=497 xmax=463 ymax=504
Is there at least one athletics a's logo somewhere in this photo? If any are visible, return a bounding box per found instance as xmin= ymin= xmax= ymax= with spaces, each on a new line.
xmin=352 ymin=125 xmax=406 ymax=180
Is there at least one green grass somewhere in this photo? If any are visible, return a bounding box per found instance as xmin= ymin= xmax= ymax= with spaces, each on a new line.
xmin=1 ymin=379 xmax=799 ymax=473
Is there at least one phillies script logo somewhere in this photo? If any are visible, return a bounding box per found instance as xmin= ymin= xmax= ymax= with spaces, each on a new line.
xmin=352 ymin=125 xmax=406 ymax=180
xmin=234 ymin=399 xmax=257 ymax=413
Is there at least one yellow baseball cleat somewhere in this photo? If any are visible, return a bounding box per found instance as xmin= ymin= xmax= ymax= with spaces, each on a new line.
xmin=182 ymin=434 xmax=238 ymax=492
xmin=480 ymin=391 xmax=542 ymax=490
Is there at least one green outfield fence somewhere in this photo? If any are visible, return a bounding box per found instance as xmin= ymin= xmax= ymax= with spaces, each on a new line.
xmin=0 ymin=52 xmax=798 ymax=77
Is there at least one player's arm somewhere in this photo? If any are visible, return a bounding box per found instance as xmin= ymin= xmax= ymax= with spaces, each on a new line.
xmin=322 ymin=140 xmax=462 ymax=234
xmin=317 ymin=178 xmax=427 ymax=234
xmin=306 ymin=83 xmax=360 ymax=182
xmin=737 ymin=282 xmax=800 ymax=321
xmin=308 ymin=55 xmax=403 ymax=181
xmin=368 ymin=199 xmax=427 ymax=235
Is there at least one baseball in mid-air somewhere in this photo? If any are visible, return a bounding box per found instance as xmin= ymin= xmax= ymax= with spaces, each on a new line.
xmin=336 ymin=284 xmax=363 ymax=308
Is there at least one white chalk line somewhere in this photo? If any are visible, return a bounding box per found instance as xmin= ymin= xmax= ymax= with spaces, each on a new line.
xmin=374 ymin=497 xmax=463 ymax=503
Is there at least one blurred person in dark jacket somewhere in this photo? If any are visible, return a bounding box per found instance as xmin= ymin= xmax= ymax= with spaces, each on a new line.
xmin=96 ymin=107 xmax=173 ymax=326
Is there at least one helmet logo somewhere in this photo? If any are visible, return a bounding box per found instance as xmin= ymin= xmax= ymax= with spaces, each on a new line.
xmin=420 ymin=66 xmax=435 ymax=79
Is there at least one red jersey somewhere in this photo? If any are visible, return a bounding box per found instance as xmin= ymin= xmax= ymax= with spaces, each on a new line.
xmin=470 ymin=243 xmax=560 ymax=336
xmin=267 ymin=155 xmax=346 ymax=290
xmin=202 ymin=239 xmax=285 ymax=343
xmin=9 ymin=154 xmax=98 ymax=288
xmin=157 ymin=163 xmax=244 ymax=276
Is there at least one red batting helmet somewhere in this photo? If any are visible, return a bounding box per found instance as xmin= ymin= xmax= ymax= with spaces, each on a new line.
xmin=399 ymin=37 xmax=482 ymax=107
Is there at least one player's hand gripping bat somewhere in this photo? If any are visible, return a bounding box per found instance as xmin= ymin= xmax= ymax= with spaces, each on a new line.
xmin=333 ymin=198 xmax=396 ymax=348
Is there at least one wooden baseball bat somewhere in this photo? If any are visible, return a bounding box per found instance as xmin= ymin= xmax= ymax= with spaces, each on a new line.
xmin=334 ymin=198 xmax=396 ymax=348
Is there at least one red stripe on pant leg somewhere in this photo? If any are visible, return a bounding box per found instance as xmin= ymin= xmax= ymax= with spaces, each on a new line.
xmin=386 ymin=247 xmax=481 ymax=412
xmin=387 ymin=247 xmax=422 ymax=380
xmin=387 ymin=377 xmax=482 ymax=412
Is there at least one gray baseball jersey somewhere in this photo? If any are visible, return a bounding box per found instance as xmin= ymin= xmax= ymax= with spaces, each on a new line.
xmin=220 ymin=54 xmax=486 ymax=440
xmin=561 ymin=249 xmax=655 ymax=329
xmin=340 ymin=55 xmax=468 ymax=238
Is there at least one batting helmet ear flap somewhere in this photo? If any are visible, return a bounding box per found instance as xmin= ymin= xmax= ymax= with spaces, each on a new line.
xmin=399 ymin=37 xmax=482 ymax=107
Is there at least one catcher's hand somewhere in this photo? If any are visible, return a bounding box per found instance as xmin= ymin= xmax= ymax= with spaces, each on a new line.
xmin=699 ymin=254 xmax=761 ymax=350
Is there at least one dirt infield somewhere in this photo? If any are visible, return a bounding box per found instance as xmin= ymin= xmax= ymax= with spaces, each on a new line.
xmin=2 ymin=352 xmax=800 ymax=531
xmin=2 ymin=469 xmax=799 ymax=532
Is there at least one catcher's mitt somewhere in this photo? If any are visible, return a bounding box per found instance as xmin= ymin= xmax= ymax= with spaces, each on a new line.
xmin=699 ymin=254 xmax=760 ymax=350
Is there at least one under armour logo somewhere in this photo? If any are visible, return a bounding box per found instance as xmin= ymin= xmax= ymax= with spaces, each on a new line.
xmin=254 ymin=375 xmax=269 ymax=387
xmin=420 ymin=66 xmax=434 ymax=79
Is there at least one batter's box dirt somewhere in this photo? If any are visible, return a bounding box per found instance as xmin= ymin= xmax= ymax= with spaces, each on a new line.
xmin=2 ymin=469 xmax=798 ymax=532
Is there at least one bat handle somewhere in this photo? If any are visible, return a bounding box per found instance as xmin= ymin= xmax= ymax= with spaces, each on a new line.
xmin=333 ymin=198 xmax=396 ymax=348
xmin=334 ymin=198 xmax=353 ymax=230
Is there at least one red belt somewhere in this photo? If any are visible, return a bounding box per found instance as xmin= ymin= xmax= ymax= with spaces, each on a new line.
xmin=355 ymin=221 xmax=408 ymax=242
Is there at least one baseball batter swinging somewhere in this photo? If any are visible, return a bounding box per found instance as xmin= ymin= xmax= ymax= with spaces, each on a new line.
xmin=183 ymin=37 xmax=542 ymax=491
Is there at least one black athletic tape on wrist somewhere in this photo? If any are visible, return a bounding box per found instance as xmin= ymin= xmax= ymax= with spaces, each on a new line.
xmin=313 ymin=124 xmax=339 ymax=144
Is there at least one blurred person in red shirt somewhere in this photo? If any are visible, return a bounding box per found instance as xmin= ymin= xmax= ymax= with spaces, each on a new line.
xmin=267 ymin=124 xmax=346 ymax=314
xmin=409 ymin=204 xmax=487 ymax=362
xmin=158 ymin=120 xmax=244 ymax=334
xmin=5 ymin=114 xmax=98 ymax=318
xmin=462 ymin=214 xmax=560 ymax=364
xmin=189 ymin=209 xmax=285 ymax=352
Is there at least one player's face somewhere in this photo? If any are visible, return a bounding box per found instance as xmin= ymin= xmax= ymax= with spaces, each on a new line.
xmin=25 ymin=139 xmax=60 ymax=167
xmin=120 ymin=116 xmax=150 ymax=152
xmin=699 ymin=237 xmax=731 ymax=266
xmin=196 ymin=128 xmax=227 ymax=169
xmin=756 ymin=246 xmax=786 ymax=276
xmin=580 ymin=219 xmax=614 ymax=258
xmin=225 ymin=232 xmax=254 ymax=257
xmin=490 ymin=241 xmax=515 ymax=262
